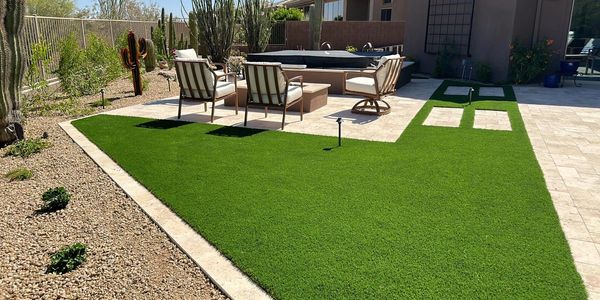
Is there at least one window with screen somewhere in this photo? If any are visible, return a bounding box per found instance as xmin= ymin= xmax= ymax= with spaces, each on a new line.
xmin=381 ymin=9 xmax=392 ymax=21
xmin=425 ymin=0 xmax=475 ymax=56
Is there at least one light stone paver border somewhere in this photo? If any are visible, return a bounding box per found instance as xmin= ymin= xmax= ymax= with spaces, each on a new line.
xmin=444 ymin=86 xmax=472 ymax=96
xmin=59 ymin=120 xmax=271 ymax=300
xmin=478 ymin=87 xmax=505 ymax=98
xmin=473 ymin=110 xmax=512 ymax=131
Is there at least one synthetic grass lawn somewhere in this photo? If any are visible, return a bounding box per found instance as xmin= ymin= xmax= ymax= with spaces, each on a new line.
xmin=72 ymin=81 xmax=586 ymax=299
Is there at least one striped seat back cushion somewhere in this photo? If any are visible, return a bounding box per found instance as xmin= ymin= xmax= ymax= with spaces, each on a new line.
xmin=245 ymin=62 xmax=287 ymax=105
xmin=376 ymin=55 xmax=404 ymax=94
xmin=175 ymin=59 xmax=215 ymax=100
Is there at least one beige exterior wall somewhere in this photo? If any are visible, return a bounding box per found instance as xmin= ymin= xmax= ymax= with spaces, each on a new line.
xmin=370 ymin=0 xmax=407 ymax=21
xmin=403 ymin=0 xmax=575 ymax=82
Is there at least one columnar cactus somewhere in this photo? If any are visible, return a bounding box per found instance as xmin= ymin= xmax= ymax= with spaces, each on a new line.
xmin=168 ymin=13 xmax=175 ymax=51
xmin=120 ymin=31 xmax=148 ymax=96
xmin=144 ymin=39 xmax=156 ymax=72
xmin=0 ymin=0 xmax=26 ymax=145
xmin=189 ymin=11 xmax=199 ymax=53
xmin=309 ymin=0 xmax=323 ymax=50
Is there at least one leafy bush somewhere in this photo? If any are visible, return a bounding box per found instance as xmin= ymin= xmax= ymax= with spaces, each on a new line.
xmin=271 ymin=7 xmax=304 ymax=21
xmin=476 ymin=63 xmax=492 ymax=83
xmin=41 ymin=187 xmax=71 ymax=212
xmin=58 ymin=33 xmax=123 ymax=97
xmin=5 ymin=167 xmax=33 ymax=181
xmin=23 ymin=41 xmax=55 ymax=116
xmin=47 ymin=243 xmax=87 ymax=274
xmin=433 ymin=46 xmax=457 ymax=78
xmin=510 ymin=39 xmax=555 ymax=84
xmin=5 ymin=138 xmax=50 ymax=158
xmin=345 ymin=45 xmax=357 ymax=53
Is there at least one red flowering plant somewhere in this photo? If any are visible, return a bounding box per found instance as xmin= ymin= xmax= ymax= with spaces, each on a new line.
xmin=509 ymin=38 xmax=557 ymax=84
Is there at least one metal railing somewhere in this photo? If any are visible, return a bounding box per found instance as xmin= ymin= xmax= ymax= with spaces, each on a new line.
xmin=21 ymin=15 xmax=189 ymax=81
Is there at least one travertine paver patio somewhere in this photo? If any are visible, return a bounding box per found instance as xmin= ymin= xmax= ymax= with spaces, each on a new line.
xmin=473 ymin=110 xmax=512 ymax=131
xmin=422 ymin=107 xmax=463 ymax=127
xmin=444 ymin=86 xmax=472 ymax=96
xmin=103 ymin=79 xmax=442 ymax=142
xmin=516 ymin=81 xmax=600 ymax=299
xmin=479 ymin=87 xmax=505 ymax=98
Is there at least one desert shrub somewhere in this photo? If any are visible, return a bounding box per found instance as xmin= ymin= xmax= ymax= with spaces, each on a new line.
xmin=271 ymin=7 xmax=304 ymax=21
xmin=476 ymin=63 xmax=492 ymax=83
xmin=142 ymin=78 xmax=150 ymax=91
xmin=47 ymin=243 xmax=87 ymax=274
xmin=510 ymin=39 xmax=555 ymax=84
xmin=433 ymin=46 xmax=457 ymax=78
xmin=58 ymin=33 xmax=123 ymax=97
xmin=5 ymin=167 xmax=33 ymax=181
xmin=23 ymin=41 xmax=55 ymax=116
xmin=41 ymin=187 xmax=71 ymax=212
xmin=5 ymin=138 xmax=50 ymax=158
xmin=227 ymin=55 xmax=246 ymax=75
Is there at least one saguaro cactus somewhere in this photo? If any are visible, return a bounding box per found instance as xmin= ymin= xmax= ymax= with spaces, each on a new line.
xmin=309 ymin=0 xmax=323 ymax=50
xmin=0 ymin=0 xmax=26 ymax=146
xmin=120 ymin=31 xmax=148 ymax=96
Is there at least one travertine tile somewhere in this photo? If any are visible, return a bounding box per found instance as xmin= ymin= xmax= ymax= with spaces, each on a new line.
xmin=479 ymin=87 xmax=505 ymax=97
xmin=444 ymin=86 xmax=472 ymax=96
xmin=422 ymin=107 xmax=463 ymax=128
xmin=473 ymin=110 xmax=511 ymax=131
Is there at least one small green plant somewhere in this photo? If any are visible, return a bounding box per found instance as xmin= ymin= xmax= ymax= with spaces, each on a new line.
xmin=226 ymin=55 xmax=246 ymax=75
xmin=41 ymin=187 xmax=71 ymax=212
xmin=142 ymin=78 xmax=150 ymax=91
xmin=47 ymin=243 xmax=87 ymax=274
xmin=433 ymin=46 xmax=457 ymax=78
xmin=510 ymin=39 xmax=556 ymax=84
xmin=345 ymin=45 xmax=357 ymax=53
xmin=476 ymin=63 xmax=492 ymax=83
xmin=5 ymin=167 xmax=33 ymax=181
xmin=271 ymin=7 xmax=304 ymax=21
xmin=5 ymin=138 xmax=50 ymax=158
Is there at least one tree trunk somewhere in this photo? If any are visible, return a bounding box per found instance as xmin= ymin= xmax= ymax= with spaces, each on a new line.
xmin=0 ymin=0 xmax=26 ymax=146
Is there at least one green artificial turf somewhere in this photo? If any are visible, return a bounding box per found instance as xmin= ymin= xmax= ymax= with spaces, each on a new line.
xmin=73 ymin=81 xmax=586 ymax=299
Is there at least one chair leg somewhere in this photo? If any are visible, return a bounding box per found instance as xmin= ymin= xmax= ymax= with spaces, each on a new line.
xmin=235 ymin=94 xmax=239 ymax=115
xmin=282 ymin=107 xmax=286 ymax=130
xmin=244 ymin=105 xmax=249 ymax=127
xmin=300 ymin=97 xmax=304 ymax=121
xmin=178 ymin=97 xmax=182 ymax=119
xmin=210 ymin=101 xmax=216 ymax=123
xmin=264 ymin=107 xmax=268 ymax=118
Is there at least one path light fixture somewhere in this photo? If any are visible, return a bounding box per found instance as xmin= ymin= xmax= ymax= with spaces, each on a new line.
xmin=468 ymin=87 xmax=475 ymax=105
xmin=100 ymin=89 xmax=105 ymax=109
xmin=337 ymin=117 xmax=343 ymax=147
xmin=167 ymin=77 xmax=171 ymax=92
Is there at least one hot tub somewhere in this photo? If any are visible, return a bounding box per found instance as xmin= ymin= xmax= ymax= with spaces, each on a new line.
xmin=246 ymin=50 xmax=394 ymax=68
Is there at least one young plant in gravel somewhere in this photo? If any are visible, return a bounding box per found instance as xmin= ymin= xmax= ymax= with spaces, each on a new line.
xmin=4 ymin=167 xmax=32 ymax=181
xmin=41 ymin=187 xmax=71 ymax=212
xmin=5 ymin=138 xmax=50 ymax=158
xmin=46 ymin=243 xmax=87 ymax=274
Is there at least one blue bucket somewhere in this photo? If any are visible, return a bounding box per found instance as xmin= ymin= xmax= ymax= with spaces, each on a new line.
xmin=543 ymin=74 xmax=561 ymax=88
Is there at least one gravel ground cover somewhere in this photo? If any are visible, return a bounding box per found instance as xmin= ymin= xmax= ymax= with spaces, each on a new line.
xmin=0 ymin=72 xmax=226 ymax=299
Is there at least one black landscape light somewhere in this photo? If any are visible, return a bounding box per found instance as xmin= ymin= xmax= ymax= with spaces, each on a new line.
xmin=337 ymin=117 xmax=343 ymax=147
xmin=468 ymin=87 xmax=475 ymax=105
xmin=167 ymin=77 xmax=171 ymax=92
xmin=100 ymin=88 xmax=105 ymax=109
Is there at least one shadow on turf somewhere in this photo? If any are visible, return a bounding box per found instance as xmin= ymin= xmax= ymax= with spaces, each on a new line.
xmin=136 ymin=120 xmax=190 ymax=130
xmin=206 ymin=126 xmax=265 ymax=138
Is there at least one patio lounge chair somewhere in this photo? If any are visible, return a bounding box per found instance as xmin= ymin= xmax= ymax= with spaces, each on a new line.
xmin=174 ymin=49 xmax=228 ymax=77
xmin=243 ymin=62 xmax=304 ymax=130
xmin=343 ymin=54 xmax=405 ymax=115
xmin=174 ymin=58 xmax=238 ymax=122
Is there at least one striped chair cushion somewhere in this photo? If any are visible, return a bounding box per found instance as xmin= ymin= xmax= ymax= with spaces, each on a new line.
xmin=175 ymin=59 xmax=216 ymax=99
xmin=245 ymin=62 xmax=290 ymax=105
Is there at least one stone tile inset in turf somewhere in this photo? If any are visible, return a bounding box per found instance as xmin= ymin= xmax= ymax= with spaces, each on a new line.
xmin=423 ymin=107 xmax=463 ymax=128
xmin=473 ymin=110 xmax=512 ymax=131
xmin=444 ymin=86 xmax=472 ymax=96
xmin=479 ymin=87 xmax=505 ymax=98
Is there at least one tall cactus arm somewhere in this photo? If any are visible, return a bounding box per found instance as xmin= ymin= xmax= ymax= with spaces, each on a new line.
xmin=138 ymin=38 xmax=148 ymax=59
xmin=120 ymin=48 xmax=134 ymax=69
